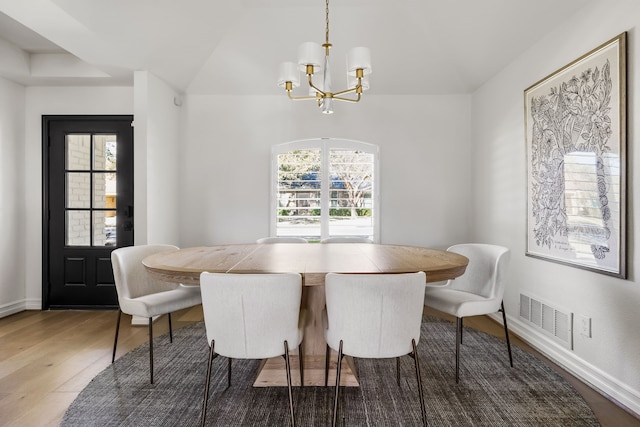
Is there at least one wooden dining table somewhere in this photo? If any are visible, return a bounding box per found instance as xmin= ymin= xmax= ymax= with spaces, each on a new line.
xmin=142 ymin=243 xmax=469 ymax=387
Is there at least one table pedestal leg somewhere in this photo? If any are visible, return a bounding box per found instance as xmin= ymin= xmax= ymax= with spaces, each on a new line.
xmin=253 ymin=285 xmax=359 ymax=387
xmin=253 ymin=354 xmax=358 ymax=387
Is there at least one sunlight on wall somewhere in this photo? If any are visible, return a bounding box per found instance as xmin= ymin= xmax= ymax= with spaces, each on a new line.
xmin=563 ymin=151 xmax=620 ymax=268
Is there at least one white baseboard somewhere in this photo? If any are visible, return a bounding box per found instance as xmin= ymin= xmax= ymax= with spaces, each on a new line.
xmin=490 ymin=312 xmax=640 ymax=418
xmin=0 ymin=298 xmax=41 ymax=317
xmin=25 ymin=298 xmax=42 ymax=310
xmin=0 ymin=300 xmax=27 ymax=318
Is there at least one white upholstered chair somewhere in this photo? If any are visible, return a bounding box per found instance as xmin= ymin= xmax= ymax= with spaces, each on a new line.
xmin=111 ymin=244 xmax=202 ymax=384
xmin=324 ymin=272 xmax=428 ymax=427
xmin=256 ymin=236 xmax=309 ymax=243
xmin=199 ymin=272 xmax=305 ymax=427
xmin=320 ymin=237 xmax=373 ymax=243
xmin=424 ymin=243 xmax=512 ymax=383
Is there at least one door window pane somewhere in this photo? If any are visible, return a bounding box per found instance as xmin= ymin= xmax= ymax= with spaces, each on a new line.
xmin=93 ymin=211 xmax=106 ymax=246
xmin=93 ymin=135 xmax=117 ymax=171
xmin=93 ymin=211 xmax=116 ymax=247
xmin=66 ymin=135 xmax=91 ymax=170
xmin=66 ymin=211 xmax=90 ymax=246
xmin=93 ymin=172 xmax=117 ymax=209
xmin=105 ymin=215 xmax=116 ymax=246
xmin=66 ymin=172 xmax=91 ymax=208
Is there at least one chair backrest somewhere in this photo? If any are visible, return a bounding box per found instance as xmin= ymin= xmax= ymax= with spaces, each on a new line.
xmin=321 ymin=237 xmax=373 ymax=243
xmin=445 ymin=244 xmax=510 ymax=300
xmin=324 ymin=272 xmax=426 ymax=359
xmin=111 ymin=244 xmax=180 ymax=307
xmin=199 ymin=272 xmax=303 ymax=359
xmin=256 ymin=237 xmax=309 ymax=243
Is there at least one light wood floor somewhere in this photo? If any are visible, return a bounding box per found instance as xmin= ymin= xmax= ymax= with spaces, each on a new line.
xmin=0 ymin=306 xmax=638 ymax=427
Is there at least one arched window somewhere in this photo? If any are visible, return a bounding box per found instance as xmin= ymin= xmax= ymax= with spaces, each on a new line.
xmin=271 ymin=138 xmax=379 ymax=242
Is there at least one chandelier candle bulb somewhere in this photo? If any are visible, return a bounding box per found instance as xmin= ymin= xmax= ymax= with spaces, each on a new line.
xmin=346 ymin=47 xmax=372 ymax=75
xmin=297 ymin=42 xmax=324 ymax=72
xmin=277 ymin=62 xmax=300 ymax=88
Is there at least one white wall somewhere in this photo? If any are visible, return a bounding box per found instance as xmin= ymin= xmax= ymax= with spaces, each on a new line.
xmin=471 ymin=0 xmax=640 ymax=414
xmin=179 ymin=94 xmax=472 ymax=248
xmin=133 ymin=71 xmax=182 ymax=245
xmin=0 ymin=77 xmax=26 ymax=316
xmin=24 ymin=86 xmax=133 ymax=308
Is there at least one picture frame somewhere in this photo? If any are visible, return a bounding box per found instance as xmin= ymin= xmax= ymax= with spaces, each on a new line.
xmin=524 ymin=32 xmax=627 ymax=278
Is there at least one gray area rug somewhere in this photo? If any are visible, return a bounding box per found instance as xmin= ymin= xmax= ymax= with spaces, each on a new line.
xmin=62 ymin=317 xmax=599 ymax=426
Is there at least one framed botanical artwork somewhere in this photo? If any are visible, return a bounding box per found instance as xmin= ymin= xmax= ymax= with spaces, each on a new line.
xmin=524 ymin=32 xmax=627 ymax=278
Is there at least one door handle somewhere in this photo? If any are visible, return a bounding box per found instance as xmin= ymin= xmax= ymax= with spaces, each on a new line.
xmin=120 ymin=205 xmax=133 ymax=218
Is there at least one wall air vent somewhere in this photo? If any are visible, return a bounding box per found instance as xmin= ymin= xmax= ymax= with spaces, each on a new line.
xmin=519 ymin=293 xmax=573 ymax=349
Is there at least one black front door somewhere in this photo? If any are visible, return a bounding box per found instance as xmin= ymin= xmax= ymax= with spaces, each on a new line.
xmin=44 ymin=116 xmax=134 ymax=309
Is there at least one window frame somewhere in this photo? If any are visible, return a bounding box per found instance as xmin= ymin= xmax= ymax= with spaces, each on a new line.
xmin=271 ymin=138 xmax=380 ymax=242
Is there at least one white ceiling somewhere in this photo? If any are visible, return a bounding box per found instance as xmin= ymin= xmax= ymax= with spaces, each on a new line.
xmin=0 ymin=0 xmax=593 ymax=95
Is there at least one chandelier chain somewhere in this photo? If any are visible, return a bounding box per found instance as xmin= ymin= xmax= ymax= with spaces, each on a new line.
xmin=325 ymin=0 xmax=330 ymax=45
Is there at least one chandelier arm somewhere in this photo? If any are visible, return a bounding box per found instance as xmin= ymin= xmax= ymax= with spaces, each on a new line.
xmin=332 ymin=86 xmax=360 ymax=97
xmin=332 ymin=93 xmax=362 ymax=103
xmin=308 ymin=75 xmax=328 ymax=96
xmin=287 ymin=92 xmax=321 ymax=101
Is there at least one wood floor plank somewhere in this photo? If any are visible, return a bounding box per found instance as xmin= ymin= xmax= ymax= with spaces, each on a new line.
xmin=54 ymin=355 xmax=113 ymax=393
xmin=0 ymin=391 xmax=77 ymax=427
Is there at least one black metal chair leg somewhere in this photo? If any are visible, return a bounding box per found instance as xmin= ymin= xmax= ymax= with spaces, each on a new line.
xmin=455 ymin=317 xmax=462 ymax=384
xmin=148 ymin=317 xmax=154 ymax=384
xmin=396 ymin=357 xmax=401 ymax=386
xmin=168 ymin=313 xmax=173 ymax=343
xmin=460 ymin=316 xmax=463 ymax=345
xmin=324 ymin=344 xmax=331 ymax=387
xmin=284 ymin=341 xmax=295 ymax=427
xmin=201 ymin=339 xmax=217 ymax=427
xmin=112 ymin=309 xmax=122 ymax=363
xmin=412 ymin=339 xmax=428 ymax=426
xmin=501 ymin=301 xmax=514 ymax=367
xmin=298 ymin=343 xmax=304 ymax=387
xmin=227 ymin=358 xmax=232 ymax=388
xmin=332 ymin=340 xmax=344 ymax=427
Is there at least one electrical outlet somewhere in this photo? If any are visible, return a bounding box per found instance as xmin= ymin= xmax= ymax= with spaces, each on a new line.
xmin=579 ymin=315 xmax=592 ymax=338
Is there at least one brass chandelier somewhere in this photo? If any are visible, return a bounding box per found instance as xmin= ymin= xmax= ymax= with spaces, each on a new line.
xmin=277 ymin=0 xmax=372 ymax=114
